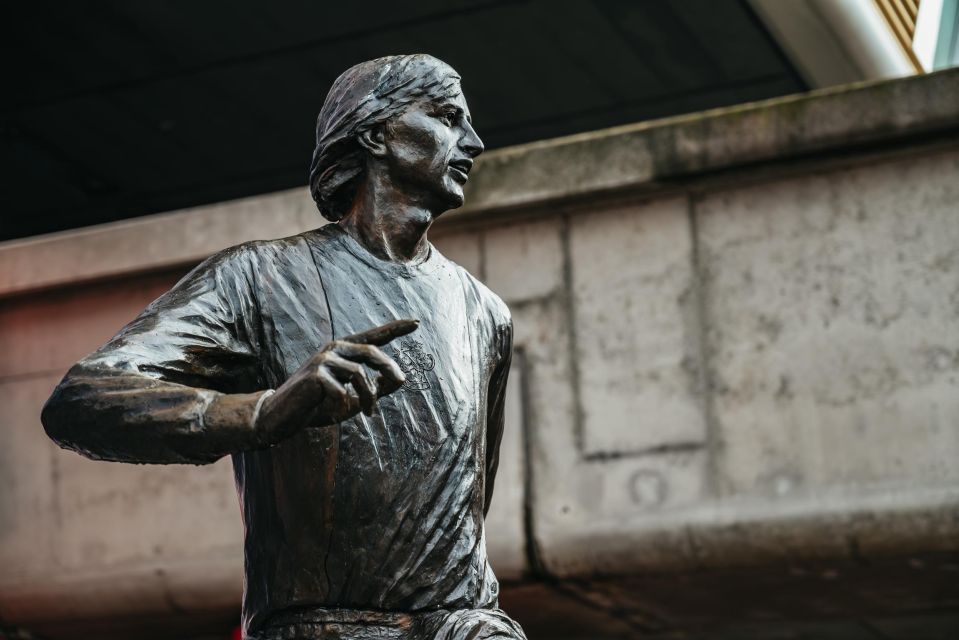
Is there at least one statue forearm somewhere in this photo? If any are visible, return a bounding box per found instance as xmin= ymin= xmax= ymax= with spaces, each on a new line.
xmin=41 ymin=364 xmax=273 ymax=465
xmin=41 ymin=318 xmax=417 ymax=465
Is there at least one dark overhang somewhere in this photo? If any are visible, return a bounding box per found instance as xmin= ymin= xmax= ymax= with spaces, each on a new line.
xmin=1 ymin=0 xmax=804 ymax=241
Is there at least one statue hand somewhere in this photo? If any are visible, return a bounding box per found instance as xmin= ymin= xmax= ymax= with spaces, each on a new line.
xmin=253 ymin=319 xmax=418 ymax=446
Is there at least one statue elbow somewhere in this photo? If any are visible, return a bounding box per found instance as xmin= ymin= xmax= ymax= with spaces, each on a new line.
xmin=41 ymin=388 xmax=73 ymax=449
xmin=40 ymin=382 xmax=95 ymax=457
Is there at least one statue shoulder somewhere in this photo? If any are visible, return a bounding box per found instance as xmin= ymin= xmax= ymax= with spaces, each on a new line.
xmin=445 ymin=258 xmax=511 ymax=330
xmin=152 ymin=233 xmax=322 ymax=319
xmin=194 ymin=232 xmax=318 ymax=280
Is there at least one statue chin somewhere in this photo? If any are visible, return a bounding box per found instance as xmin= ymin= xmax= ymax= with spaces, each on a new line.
xmin=438 ymin=186 xmax=467 ymax=214
xmin=435 ymin=198 xmax=464 ymax=217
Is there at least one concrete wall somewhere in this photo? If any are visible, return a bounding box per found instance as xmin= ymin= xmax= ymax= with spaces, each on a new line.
xmin=2 ymin=69 xmax=958 ymax=638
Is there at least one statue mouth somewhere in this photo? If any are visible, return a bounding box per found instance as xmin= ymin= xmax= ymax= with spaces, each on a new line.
xmin=448 ymin=158 xmax=472 ymax=183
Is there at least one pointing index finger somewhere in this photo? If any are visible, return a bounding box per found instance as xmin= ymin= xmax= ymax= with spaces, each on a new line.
xmin=342 ymin=319 xmax=419 ymax=346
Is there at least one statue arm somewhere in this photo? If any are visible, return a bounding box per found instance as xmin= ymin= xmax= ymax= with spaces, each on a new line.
xmin=40 ymin=241 xmax=415 ymax=465
xmin=41 ymin=365 xmax=271 ymax=464
xmin=483 ymin=318 xmax=513 ymax=516
xmin=41 ymin=246 xmax=269 ymax=465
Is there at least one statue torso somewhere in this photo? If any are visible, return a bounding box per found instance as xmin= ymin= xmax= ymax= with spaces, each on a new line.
xmin=233 ymin=226 xmax=504 ymax=633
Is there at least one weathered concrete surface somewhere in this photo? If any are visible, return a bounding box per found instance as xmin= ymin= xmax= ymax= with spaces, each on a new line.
xmin=4 ymin=68 xmax=959 ymax=299
xmin=2 ymin=69 xmax=959 ymax=638
xmin=699 ymin=150 xmax=959 ymax=498
xmin=0 ymin=273 xmax=245 ymax=628
xmin=569 ymin=196 xmax=705 ymax=455
xmin=525 ymin=148 xmax=959 ymax=580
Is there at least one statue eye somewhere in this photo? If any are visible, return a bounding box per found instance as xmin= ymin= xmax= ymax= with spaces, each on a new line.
xmin=438 ymin=110 xmax=457 ymax=126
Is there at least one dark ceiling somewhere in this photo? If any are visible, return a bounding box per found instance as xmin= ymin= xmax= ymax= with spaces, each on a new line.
xmin=1 ymin=0 xmax=804 ymax=242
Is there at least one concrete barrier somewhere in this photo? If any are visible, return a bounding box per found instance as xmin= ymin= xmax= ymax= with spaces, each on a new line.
xmin=2 ymin=68 xmax=958 ymax=638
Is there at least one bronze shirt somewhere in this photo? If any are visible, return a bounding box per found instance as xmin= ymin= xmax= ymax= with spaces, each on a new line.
xmin=43 ymin=224 xmax=512 ymax=635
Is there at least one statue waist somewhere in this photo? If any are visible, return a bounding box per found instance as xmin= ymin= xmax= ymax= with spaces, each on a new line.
xmin=253 ymin=606 xmax=505 ymax=640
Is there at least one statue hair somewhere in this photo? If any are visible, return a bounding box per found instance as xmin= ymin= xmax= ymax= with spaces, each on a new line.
xmin=309 ymin=54 xmax=462 ymax=222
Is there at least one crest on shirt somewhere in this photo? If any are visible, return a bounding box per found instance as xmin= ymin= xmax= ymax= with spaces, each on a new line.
xmin=395 ymin=340 xmax=435 ymax=391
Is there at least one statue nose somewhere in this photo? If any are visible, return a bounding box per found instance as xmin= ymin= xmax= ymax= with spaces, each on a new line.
xmin=460 ymin=122 xmax=484 ymax=157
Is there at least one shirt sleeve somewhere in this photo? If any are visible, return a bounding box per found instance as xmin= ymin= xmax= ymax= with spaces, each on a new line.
xmin=41 ymin=244 xmax=272 ymax=465
xmin=483 ymin=312 xmax=513 ymax=516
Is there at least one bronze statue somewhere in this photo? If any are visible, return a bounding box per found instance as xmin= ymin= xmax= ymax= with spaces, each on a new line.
xmin=42 ymin=54 xmax=524 ymax=640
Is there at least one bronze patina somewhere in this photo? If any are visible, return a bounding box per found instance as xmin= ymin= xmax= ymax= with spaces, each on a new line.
xmin=42 ymin=54 xmax=524 ymax=640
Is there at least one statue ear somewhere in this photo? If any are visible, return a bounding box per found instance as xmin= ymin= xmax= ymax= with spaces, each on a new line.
xmin=357 ymin=127 xmax=388 ymax=158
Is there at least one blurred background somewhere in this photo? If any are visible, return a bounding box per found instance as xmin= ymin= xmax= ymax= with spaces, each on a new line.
xmin=1 ymin=1 xmax=958 ymax=638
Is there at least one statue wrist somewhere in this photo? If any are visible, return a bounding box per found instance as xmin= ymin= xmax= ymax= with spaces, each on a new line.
xmin=203 ymin=389 xmax=276 ymax=451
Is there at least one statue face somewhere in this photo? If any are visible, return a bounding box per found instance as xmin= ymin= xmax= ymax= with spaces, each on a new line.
xmin=379 ymin=83 xmax=484 ymax=213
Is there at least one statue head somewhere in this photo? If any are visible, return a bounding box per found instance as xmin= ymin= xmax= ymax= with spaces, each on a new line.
xmin=309 ymin=54 xmax=484 ymax=222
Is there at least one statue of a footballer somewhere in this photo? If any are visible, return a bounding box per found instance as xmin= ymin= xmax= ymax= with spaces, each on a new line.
xmin=42 ymin=54 xmax=524 ymax=640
